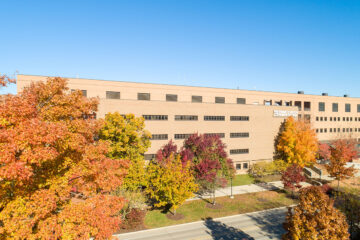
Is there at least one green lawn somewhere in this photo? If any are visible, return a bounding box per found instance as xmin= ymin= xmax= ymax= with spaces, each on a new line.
xmin=144 ymin=190 xmax=297 ymax=229
xmin=228 ymin=174 xmax=255 ymax=186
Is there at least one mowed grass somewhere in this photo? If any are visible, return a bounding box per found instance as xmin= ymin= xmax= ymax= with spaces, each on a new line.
xmin=145 ymin=190 xmax=297 ymax=229
xmin=227 ymin=174 xmax=255 ymax=186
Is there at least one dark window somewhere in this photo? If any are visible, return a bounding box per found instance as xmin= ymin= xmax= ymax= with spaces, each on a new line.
xmin=204 ymin=133 xmax=225 ymax=138
xmin=358 ymin=104 xmax=360 ymax=113
xmin=174 ymin=134 xmax=193 ymax=139
xmin=151 ymin=134 xmax=168 ymax=140
xmin=304 ymin=114 xmax=311 ymax=122
xmin=338 ymin=128 xmax=340 ymax=132
xmin=332 ymin=103 xmax=338 ymax=112
xmin=316 ymin=129 xmax=319 ymax=133
xmin=174 ymin=115 xmax=198 ymax=121
xmin=230 ymin=149 xmax=249 ymax=155
xmin=318 ymin=102 xmax=325 ymax=112
xmin=106 ymin=91 xmax=120 ymax=99
xmin=304 ymin=101 xmax=311 ymax=111
xmin=243 ymin=163 xmax=249 ymax=169
xmin=143 ymin=115 xmax=168 ymax=120
xmin=316 ymin=116 xmax=319 ymax=121
xmin=144 ymin=154 xmax=156 ymax=161
xmin=71 ymin=89 xmax=87 ymax=97
xmin=324 ymin=117 xmax=327 ymax=121
xmin=230 ymin=132 xmax=249 ymax=138
xmin=338 ymin=117 xmax=340 ymax=121
xmin=166 ymin=94 xmax=178 ymax=102
xmin=343 ymin=117 xmax=346 ymax=121
xmin=215 ymin=97 xmax=225 ymax=104
xmin=192 ymin=95 xmax=202 ymax=103
xmin=294 ymin=101 xmax=302 ymax=111
xmin=204 ymin=116 xmax=225 ymax=121
xmin=230 ymin=116 xmax=249 ymax=121
xmin=320 ymin=117 xmax=323 ymax=121
xmin=320 ymin=129 xmax=323 ymax=133
xmin=324 ymin=128 xmax=327 ymax=133
xmin=138 ymin=93 xmax=150 ymax=100
xmin=237 ymin=98 xmax=246 ymax=104
xmin=345 ymin=103 xmax=351 ymax=112
xmin=330 ymin=128 xmax=332 ymax=133
xmin=236 ymin=163 xmax=242 ymax=170
xmin=330 ymin=117 xmax=332 ymax=121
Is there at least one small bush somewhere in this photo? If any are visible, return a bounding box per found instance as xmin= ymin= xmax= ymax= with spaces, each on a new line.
xmin=120 ymin=208 xmax=146 ymax=230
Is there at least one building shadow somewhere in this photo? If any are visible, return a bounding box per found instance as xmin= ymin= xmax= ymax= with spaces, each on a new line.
xmin=203 ymin=217 xmax=254 ymax=240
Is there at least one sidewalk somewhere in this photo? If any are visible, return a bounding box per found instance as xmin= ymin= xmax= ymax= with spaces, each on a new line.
xmin=188 ymin=181 xmax=311 ymax=201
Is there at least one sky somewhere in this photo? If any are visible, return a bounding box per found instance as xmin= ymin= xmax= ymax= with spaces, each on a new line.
xmin=1 ymin=0 xmax=360 ymax=97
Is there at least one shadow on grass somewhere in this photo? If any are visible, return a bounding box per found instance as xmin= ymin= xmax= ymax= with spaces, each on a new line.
xmin=203 ymin=217 xmax=254 ymax=240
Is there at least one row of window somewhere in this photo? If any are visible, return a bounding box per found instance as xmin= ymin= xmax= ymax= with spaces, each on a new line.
xmin=151 ymin=132 xmax=250 ymax=140
xmin=318 ymin=102 xmax=360 ymax=113
xmin=316 ymin=128 xmax=360 ymax=133
xmin=236 ymin=162 xmax=249 ymax=170
xmin=142 ymin=115 xmax=250 ymax=121
xmin=316 ymin=116 xmax=360 ymax=122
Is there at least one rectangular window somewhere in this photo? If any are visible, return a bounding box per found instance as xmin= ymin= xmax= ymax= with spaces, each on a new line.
xmin=230 ymin=149 xmax=249 ymax=155
xmin=174 ymin=134 xmax=193 ymax=139
xmin=294 ymin=101 xmax=302 ymax=111
xmin=151 ymin=134 xmax=168 ymax=140
xmin=243 ymin=163 xmax=249 ymax=169
xmin=237 ymin=98 xmax=246 ymax=104
xmin=174 ymin=115 xmax=198 ymax=121
xmin=318 ymin=102 xmax=325 ymax=112
xmin=230 ymin=116 xmax=249 ymax=121
xmin=106 ymin=91 xmax=120 ymax=99
xmin=236 ymin=163 xmax=242 ymax=170
xmin=358 ymin=104 xmax=360 ymax=113
xmin=204 ymin=133 xmax=225 ymax=138
xmin=215 ymin=97 xmax=225 ymax=104
xmin=304 ymin=101 xmax=311 ymax=111
xmin=332 ymin=103 xmax=338 ymax=112
xmin=71 ymin=89 xmax=87 ymax=97
xmin=230 ymin=132 xmax=249 ymax=138
xmin=204 ymin=116 xmax=225 ymax=121
xmin=144 ymin=154 xmax=156 ymax=161
xmin=166 ymin=94 xmax=178 ymax=102
xmin=192 ymin=95 xmax=202 ymax=103
xmin=138 ymin=93 xmax=150 ymax=100
xmin=345 ymin=103 xmax=351 ymax=112
xmin=143 ymin=115 xmax=168 ymax=120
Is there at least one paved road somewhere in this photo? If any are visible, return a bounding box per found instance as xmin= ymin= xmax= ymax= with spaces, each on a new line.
xmin=114 ymin=207 xmax=288 ymax=240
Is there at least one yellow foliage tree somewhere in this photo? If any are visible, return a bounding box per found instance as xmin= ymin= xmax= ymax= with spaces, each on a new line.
xmin=283 ymin=186 xmax=350 ymax=240
xmin=99 ymin=112 xmax=151 ymax=191
xmin=145 ymin=154 xmax=198 ymax=214
xmin=277 ymin=117 xmax=318 ymax=167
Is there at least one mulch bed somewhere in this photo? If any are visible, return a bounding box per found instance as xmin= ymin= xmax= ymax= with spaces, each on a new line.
xmin=166 ymin=212 xmax=185 ymax=220
xmin=205 ymin=203 xmax=223 ymax=209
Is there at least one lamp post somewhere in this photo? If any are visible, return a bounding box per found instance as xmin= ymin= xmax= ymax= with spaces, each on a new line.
xmin=230 ymin=177 xmax=234 ymax=199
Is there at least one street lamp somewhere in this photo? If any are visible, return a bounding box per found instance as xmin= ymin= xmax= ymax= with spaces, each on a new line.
xmin=230 ymin=177 xmax=234 ymax=199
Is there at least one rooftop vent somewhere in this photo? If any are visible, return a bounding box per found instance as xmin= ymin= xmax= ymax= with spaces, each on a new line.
xmin=344 ymin=94 xmax=349 ymax=97
xmin=298 ymin=91 xmax=304 ymax=94
xmin=322 ymin=93 xmax=328 ymax=96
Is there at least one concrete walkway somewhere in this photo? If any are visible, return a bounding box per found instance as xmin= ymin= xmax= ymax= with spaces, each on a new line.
xmin=189 ymin=181 xmax=311 ymax=201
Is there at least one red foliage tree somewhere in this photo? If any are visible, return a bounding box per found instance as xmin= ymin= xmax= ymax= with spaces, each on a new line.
xmin=0 ymin=77 xmax=128 ymax=239
xmin=281 ymin=164 xmax=305 ymax=196
xmin=318 ymin=143 xmax=331 ymax=161
xmin=155 ymin=140 xmax=178 ymax=164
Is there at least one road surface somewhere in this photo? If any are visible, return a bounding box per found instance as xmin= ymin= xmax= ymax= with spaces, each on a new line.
xmin=114 ymin=207 xmax=288 ymax=240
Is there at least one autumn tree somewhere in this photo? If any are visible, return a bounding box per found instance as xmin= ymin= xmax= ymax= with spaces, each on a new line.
xmin=155 ymin=140 xmax=178 ymax=164
xmin=277 ymin=117 xmax=318 ymax=168
xmin=281 ymin=164 xmax=305 ymax=197
xmin=145 ymin=154 xmax=198 ymax=214
xmin=181 ymin=133 xmax=235 ymax=205
xmin=326 ymin=139 xmax=358 ymax=190
xmin=0 ymin=74 xmax=15 ymax=87
xmin=0 ymin=77 xmax=128 ymax=240
xmin=283 ymin=186 xmax=350 ymax=240
xmin=99 ymin=112 xmax=151 ymax=191
xmin=318 ymin=142 xmax=331 ymax=162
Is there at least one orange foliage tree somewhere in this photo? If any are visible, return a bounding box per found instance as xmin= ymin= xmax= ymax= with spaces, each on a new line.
xmin=0 ymin=74 xmax=15 ymax=87
xmin=277 ymin=117 xmax=318 ymax=168
xmin=283 ymin=186 xmax=350 ymax=240
xmin=0 ymin=77 xmax=128 ymax=239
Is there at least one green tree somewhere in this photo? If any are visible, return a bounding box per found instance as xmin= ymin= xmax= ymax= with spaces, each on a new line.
xmin=145 ymin=154 xmax=198 ymax=214
xmin=99 ymin=112 xmax=151 ymax=191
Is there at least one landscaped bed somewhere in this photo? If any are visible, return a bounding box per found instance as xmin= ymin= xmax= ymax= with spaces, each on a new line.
xmin=144 ymin=190 xmax=297 ymax=229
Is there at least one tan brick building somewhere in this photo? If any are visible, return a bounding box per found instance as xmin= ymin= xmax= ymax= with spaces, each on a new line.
xmin=17 ymin=74 xmax=360 ymax=173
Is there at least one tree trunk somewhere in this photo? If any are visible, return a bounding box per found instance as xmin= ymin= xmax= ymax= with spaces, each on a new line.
xmin=213 ymin=188 xmax=216 ymax=205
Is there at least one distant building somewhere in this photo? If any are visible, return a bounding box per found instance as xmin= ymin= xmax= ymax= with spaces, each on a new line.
xmin=17 ymin=74 xmax=360 ymax=173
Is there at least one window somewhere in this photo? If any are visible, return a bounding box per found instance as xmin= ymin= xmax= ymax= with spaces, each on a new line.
xmin=230 ymin=116 xmax=249 ymax=121
xmin=338 ymin=117 xmax=340 ymax=121
xmin=304 ymin=101 xmax=311 ymax=111
xmin=71 ymin=89 xmax=87 ymax=97
xmin=106 ymin=91 xmax=120 ymax=99
xmin=343 ymin=117 xmax=346 ymax=121
xmin=345 ymin=103 xmax=351 ymax=112
xmin=215 ymin=97 xmax=225 ymax=104
xmin=304 ymin=114 xmax=311 ymax=122
xmin=166 ymin=94 xmax=178 ymax=102
xmin=204 ymin=116 xmax=225 ymax=121
xmin=324 ymin=128 xmax=327 ymax=133
xmin=358 ymin=104 xmax=360 ymax=113
xmin=144 ymin=154 xmax=156 ymax=161
xmin=347 ymin=117 xmax=349 ymax=121
xmin=174 ymin=134 xmax=192 ymax=139
xmin=330 ymin=128 xmax=332 ymax=133
xmin=319 ymin=102 xmax=325 ymax=112
xmin=243 ymin=163 xmax=249 ymax=169
xmin=332 ymin=103 xmax=338 ymax=112
xmin=324 ymin=117 xmax=327 ymax=121
xmin=320 ymin=117 xmax=323 ymax=121
xmin=192 ymin=95 xmax=202 ymax=103
xmin=294 ymin=101 xmax=302 ymax=110
xmin=316 ymin=129 xmax=319 ymax=133
xmin=230 ymin=149 xmax=249 ymax=155
xmin=230 ymin=132 xmax=250 ymax=138
xmin=151 ymin=134 xmax=168 ymax=140
xmin=316 ymin=116 xmax=319 ymax=121
xmin=320 ymin=129 xmax=323 ymax=133
xmin=143 ymin=115 xmax=168 ymax=120
xmin=236 ymin=163 xmax=242 ymax=170
xmin=204 ymin=133 xmax=225 ymax=138
xmin=237 ymin=98 xmax=246 ymax=104
xmin=138 ymin=93 xmax=150 ymax=100
xmin=330 ymin=117 xmax=332 ymax=121
xmin=174 ymin=115 xmax=198 ymax=121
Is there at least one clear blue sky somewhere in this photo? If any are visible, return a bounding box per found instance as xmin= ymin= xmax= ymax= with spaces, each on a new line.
xmin=1 ymin=0 xmax=360 ymax=96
